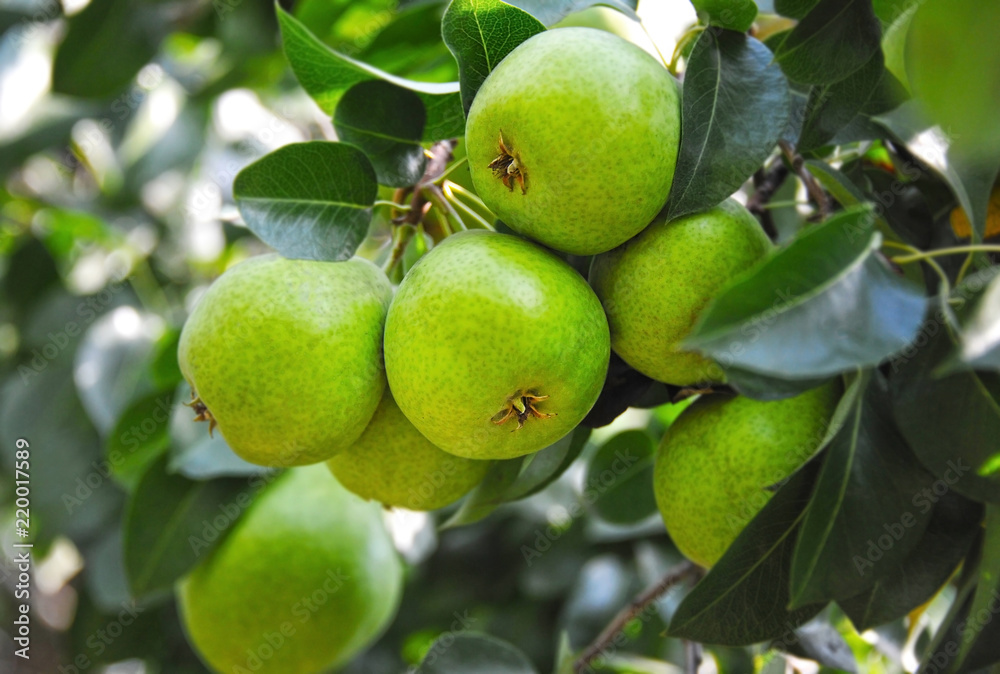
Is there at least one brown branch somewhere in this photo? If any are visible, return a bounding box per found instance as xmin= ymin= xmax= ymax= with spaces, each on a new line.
xmin=574 ymin=560 xmax=701 ymax=673
xmin=746 ymin=159 xmax=790 ymax=240
xmin=778 ymin=139 xmax=830 ymax=219
xmin=684 ymin=640 xmax=703 ymax=674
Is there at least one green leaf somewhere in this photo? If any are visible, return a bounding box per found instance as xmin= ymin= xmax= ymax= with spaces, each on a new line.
xmin=797 ymin=49 xmax=885 ymax=153
xmin=123 ymin=456 xmax=252 ymax=598
xmin=441 ymin=459 xmax=524 ymax=528
xmin=875 ymin=101 xmax=1000 ymax=242
xmin=52 ymin=0 xmax=167 ymax=97
xmin=276 ymin=6 xmax=465 ymax=141
xmin=667 ymin=464 xmax=825 ymax=645
xmin=691 ymin=0 xmax=759 ymax=32
xmin=955 ymin=268 xmax=1000 ymax=371
xmin=774 ymin=0 xmax=818 ymax=19
xmin=504 ymin=0 xmax=639 ymax=26
xmin=667 ymin=30 xmax=790 ymax=219
xmin=233 ymin=141 xmax=377 ymax=261
xmin=907 ymin=0 xmax=1000 ymax=160
xmin=416 ymin=632 xmax=538 ymax=673
xmin=686 ymin=207 xmax=927 ymax=381
xmin=789 ymin=376 xmax=937 ymax=608
xmin=891 ymin=323 xmax=1000 ymax=504
xmin=441 ymin=0 xmax=546 ymax=114
xmin=585 ymin=430 xmax=657 ymax=525
xmin=838 ymin=491 xmax=983 ymax=631
xmin=105 ymin=390 xmax=174 ymax=491
xmin=774 ymin=0 xmax=882 ymax=86
xmin=333 ymin=80 xmax=428 ymax=188
xmin=954 ymin=506 xmax=1000 ymax=671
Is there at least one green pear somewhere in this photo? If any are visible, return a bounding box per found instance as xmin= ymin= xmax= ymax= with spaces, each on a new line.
xmin=178 ymin=254 xmax=392 ymax=467
xmin=178 ymin=465 xmax=402 ymax=673
xmin=589 ymin=200 xmax=773 ymax=386
xmin=466 ymin=28 xmax=680 ymax=256
xmin=654 ymin=384 xmax=840 ymax=567
xmin=328 ymin=390 xmax=491 ymax=510
xmin=384 ymin=230 xmax=610 ymax=460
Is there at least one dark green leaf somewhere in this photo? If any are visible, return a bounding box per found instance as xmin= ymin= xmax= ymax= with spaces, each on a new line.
xmin=955 ymin=268 xmax=1000 ymax=371
xmin=233 ymin=141 xmax=377 ymax=261
xmin=691 ymin=0 xmax=758 ymax=32
xmin=123 ymin=456 xmax=252 ymax=598
xmin=789 ymin=377 xmax=936 ymax=608
xmin=722 ymin=368 xmax=833 ymax=402
xmin=441 ymin=0 xmax=546 ymax=113
xmin=774 ymin=0 xmax=882 ymax=86
xmin=667 ymin=30 xmax=790 ymax=218
xmin=953 ymin=506 xmax=1000 ymax=670
xmin=585 ymin=430 xmax=657 ymax=525
xmin=798 ymin=49 xmax=885 ymax=153
xmin=891 ymin=324 xmax=1000 ymax=504
xmin=334 ymin=80 xmax=427 ymax=188
xmin=686 ymin=207 xmax=927 ymax=381
xmin=581 ymin=353 xmax=671 ymax=427
xmin=277 ymin=7 xmax=464 ymax=141
xmin=52 ymin=0 xmax=167 ymax=97
xmin=916 ymin=572 xmax=979 ymax=674
xmin=668 ymin=464 xmax=825 ymax=645
xmin=838 ymin=491 xmax=983 ymax=631
xmin=875 ymin=101 xmax=1000 ymax=242
xmin=504 ymin=0 xmax=639 ymax=26
xmin=774 ymin=0 xmax=818 ymax=19
xmin=416 ymin=632 xmax=538 ymax=673
xmin=105 ymin=390 xmax=174 ymax=491
xmin=147 ymin=328 xmax=183 ymax=390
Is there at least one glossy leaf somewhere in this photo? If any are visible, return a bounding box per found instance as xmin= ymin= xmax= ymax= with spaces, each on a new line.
xmin=667 ymin=29 xmax=790 ymax=218
xmin=686 ymin=207 xmax=927 ymax=381
xmin=416 ymin=632 xmax=538 ymax=673
xmin=691 ymin=0 xmax=758 ymax=32
xmin=668 ymin=464 xmax=825 ymax=645
xmin=441 ymin=0 xmax=546 ymax=113
xmin=334 ymin=80 xmax=428 ymax=187
xmin=774 ymin=0 xmax=882 ymax=86
xmin=277 ymin=7 xmax=464 ymax=141
xmin=504 ymin=0 xmax=639 ymax=26
xmin=891 ymin=325 xmax=1000 ymax=504
xmin=233 ymin=142 xmax=377 ymax=261
xmin=123 ymin=456 xmax=251 ymax=598
xmin=789 ymin=377 xmax=936 ymax=608
xmin=838 ymin=491 xmax=982 ymax=631
xmin=798 ymin=49 xmax=885 ymax=153
xmin=585 ymin=430 xmax=657 ymax=525
xmin=875 ymin=101 xmax=1000 ymax=242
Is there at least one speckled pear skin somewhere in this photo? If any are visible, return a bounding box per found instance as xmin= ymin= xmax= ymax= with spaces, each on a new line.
xmin=178 ymin=254 xmax=392 ymax=467
xmin=384 ymin=231 xmax=610 ymax=460
xmin=654 ymin=384 xmax=840 ymax=568
xmin=589 ymin=199 xmax=773 ymax=386
xmin=466 ymin=28 xmax=680 ymax=256
xmin=178 ymin=465 xmax=402 ymax=674
xmin=328 ymin=391 xmax=491 ymax=510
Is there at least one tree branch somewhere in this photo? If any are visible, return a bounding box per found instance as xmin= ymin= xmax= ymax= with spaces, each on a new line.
xmin=746 ymin=160 xmax=790 ymax=240
xmin=778 ymin=139 xmax=830 ymax=219
xmin=573 ymin=560 xmax=701 ymax=673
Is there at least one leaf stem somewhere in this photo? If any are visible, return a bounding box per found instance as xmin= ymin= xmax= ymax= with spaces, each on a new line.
xmin=423 ymin=184 xmax=467 ymax=233
xmin=779 ymin=140 xmax=830 ymax=218
xmin=442 ymin=181 xmax=495 ymax=230
xmin=573 ymin=560 xmax=700 ymax=673
xmin=434 ymin=156 xmax=468 ymax=184
xmin=667 ymin=26 xmax=705 ymax=76
xmin=889 ymin=245 xmax=1000 ymax=265
xmin=373 ymin=199 xmax=412 ymax=211
xmin=381 ymin=224 xmax=414 ymax=274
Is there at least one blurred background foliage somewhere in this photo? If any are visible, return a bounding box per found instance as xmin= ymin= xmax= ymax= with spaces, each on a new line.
xmin=0 ymin=0 xmax=976 ymax=672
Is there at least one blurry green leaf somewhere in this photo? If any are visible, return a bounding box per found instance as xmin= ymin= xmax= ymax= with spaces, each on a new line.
xmin=441 ymin=0 xmax=546 ymax=113
xmin=105 ymin=390 xmax=174 ymax=491
xmin=954 ymin=506 xmax=1000 ymax=671
xmin=790 ymin=378 xmax=936 ymax=608
xmin=667 ymin=30 xmax=790 ymax=219
xmin=52 ymin=0 xmax=168 ymax=97
xmin=277 ymin=7 xmax=465 ymax=140
xmin=955 ymin=269 xmax=1000 ymax=371
xmin=233 ymin=141 xmax=377 ymax=261
xmin=838 ymin=491 xmax=982 ymax=631
xmin=686 ymin=207 xmax=927 ymax=381
xmin=334 ymin=80 xmax=428 ymax=187
xmin=907 ymin=0 xmax=1000 ymax=159
xmin=415 ymin=632 xmax=538 ymax=673
xmin=668 ymin=463 xmax=825 ymax=645
xmin=356 ymin=3 xmax=458 ymax=81
xmin=585 ymin=430 xmax=657 ymax=525
xmin=291 ymin=0 xmax=353 ymax=47
xmin=503 ymin=0 xmax=639 ymax=25
xmin=875 ymin=101 xmax=1000 ymax=243
xmin=774 ymin=0 xmax=881 ymax=85
xmin=797 ymin=49 xmax=885 ymax=153
xmin=124 ymin=455 xmax=251 ymax=598
xmin=891 ymin=324 xmax=1000 ymax=504
xmin=880 ymin=1 xmax=915 ymax=91
xmin=691 ymin=0 xmax=758 ymax=31
xmin=773 ymin=0 xmax=818 ymax=19
xmin=148 ymin=328 xmax=183 ymax=389
xmin=441 ymin=458 xmax=524 ymax=527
